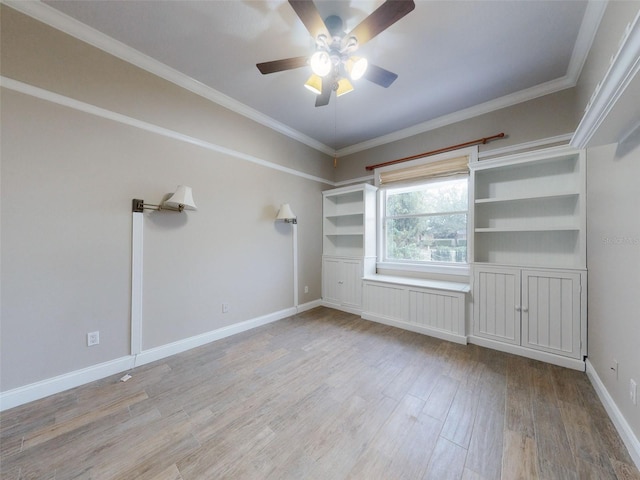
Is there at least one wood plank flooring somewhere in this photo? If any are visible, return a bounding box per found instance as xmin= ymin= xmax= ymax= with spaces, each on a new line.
xmin=2 ymin=307 xmax=639 ymax=479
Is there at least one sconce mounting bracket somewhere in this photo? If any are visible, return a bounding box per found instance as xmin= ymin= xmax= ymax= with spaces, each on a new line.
xmin=132 ymin=199 xmax=145 ymax=213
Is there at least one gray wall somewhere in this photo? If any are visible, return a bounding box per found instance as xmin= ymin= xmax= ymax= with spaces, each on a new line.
xmin=575 ymin=1 xmax=640 ymax=440
xmin=0 ymin=6 xmax=332 ymax=391
xmin=585 ymin=143 xmax=640 ymax=438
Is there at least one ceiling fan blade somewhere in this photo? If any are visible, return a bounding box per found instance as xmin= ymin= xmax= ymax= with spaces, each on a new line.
xmin=257 ymin=56 xmax=308 ymax=74
xmin=288 ymin=0 xmax=331 ymax=40
xmin=315 ymin=77 xmax=332 ymax=107
xmin=348 ymin=0 xmax=415 ymax=45
xmin=364 ymin=64 xmax=398 ymax=88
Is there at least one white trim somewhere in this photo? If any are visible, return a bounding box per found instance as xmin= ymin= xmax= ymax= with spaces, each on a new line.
xmin=361 ymin=312 xmax=467 ymax=345
xmin=478 ymin=133 xmax=574 ymax=160
xmin=0 ymin=76 xmax=335 ymax=186
xmin=292 ymin=223 xmax=299 ymax=311
xmin=130 ymin=211 xmax=143 ymax=355
xmin=586 ymin=359 xmax=640 ymax=469
xmin=0 ymin=306 xmax=299 ymax=411
xmin=1 ymin=0 xmax=334 ymax=157
xmin=0 ymin=356 xmax=134 ymax=411
xmin=134 ymin=307 xmax=296 ymax=366
xmin=468 ymin=335 xmax=585 ymax=371
xmin=320 ymin=301 xmax=362 ymax=316
xmin=572 ymin=8 xmax=640 ymax=148
xmin=566 ymin=0 xmax=609 ymax=83
xmin=376 ymin=262 xmax=470 ymax=277
xmin=334 ymin=175 xmax=375 ymax=187
xmin=296 ymin=299 xmax=323 ymax=313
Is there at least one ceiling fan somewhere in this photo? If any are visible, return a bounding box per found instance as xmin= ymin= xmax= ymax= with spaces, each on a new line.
xmin=257 ymin=0 xmax=415 ymax=107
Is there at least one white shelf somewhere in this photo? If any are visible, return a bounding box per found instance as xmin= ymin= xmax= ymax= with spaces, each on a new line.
xmin=475 ymin=191 xmax=579 ymax=204
xmin=322 ymin=184 xmax=377 ymax=260
xmin=470 ymin=146 xmax=585 ymax=268
xmin=475 ymin=226 xmax=580 ymax=233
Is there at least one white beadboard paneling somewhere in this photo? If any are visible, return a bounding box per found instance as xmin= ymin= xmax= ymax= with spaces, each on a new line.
xmin=473 ymin=267 xmax=521 ymax=345
xmin=363 ymin=283 xmax=406 ymax=321
xmin=362 ymin=277 xmax=468 ymax=344
xmin=522 ymin=270 xmax=582 ymax=358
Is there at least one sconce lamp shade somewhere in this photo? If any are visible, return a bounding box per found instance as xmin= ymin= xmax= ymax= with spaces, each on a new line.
xmin=164 ymin=185 xmax=197 ymax=211
xmin=276 ymin=203 xmax=297 ymax=223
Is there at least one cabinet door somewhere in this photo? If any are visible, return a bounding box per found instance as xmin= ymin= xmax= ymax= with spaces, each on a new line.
xmin=473 ymin=267 xmax=521 ymax=344
xmin=522 ymin=270 xmax=581 ymax=358
xmin=341 ymin=259 xmax=363 ymax=308
xmin=322 ymin=257 xmax=342 ymax=305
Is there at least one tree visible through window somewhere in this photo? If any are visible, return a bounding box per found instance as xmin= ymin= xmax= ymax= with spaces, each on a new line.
xmin=383 ymin=177 xmax=468 ymax=264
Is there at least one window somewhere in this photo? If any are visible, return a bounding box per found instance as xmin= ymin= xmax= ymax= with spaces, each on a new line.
xmin=382 ymin=177 xmax=468 ymax=264
xmin=375 ymin=148 xmax=475 ymax=273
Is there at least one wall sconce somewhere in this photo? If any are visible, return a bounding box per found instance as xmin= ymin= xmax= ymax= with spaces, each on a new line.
xmin=275 ymin=203 xmax=299 ymax=311
xmin=276 ymin=203 xmax=297 ymax=224
xmin=132 ymin=185 xmax=197 ymax=213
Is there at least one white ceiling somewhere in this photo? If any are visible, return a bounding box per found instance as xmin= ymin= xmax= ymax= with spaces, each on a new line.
xmin=38 ymin=0 xmax=602 ymax=154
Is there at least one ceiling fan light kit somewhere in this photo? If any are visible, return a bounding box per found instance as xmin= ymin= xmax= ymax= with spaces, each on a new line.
xmin=257 ymin=0 xmax=415 ymax=107
xmin=346 ymin=56 xmax=368 ymax=81
xmin=310 ymin=50 xmax=332 ymax=77
xmin=336 ymin=78 xmax=354 ymax=97
xmin=304 ymin=74 xmax=323 ymax=95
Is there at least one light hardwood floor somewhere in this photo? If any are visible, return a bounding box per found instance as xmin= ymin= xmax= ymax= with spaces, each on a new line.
xmin=2 ymin=307 xmax=639 ymax=479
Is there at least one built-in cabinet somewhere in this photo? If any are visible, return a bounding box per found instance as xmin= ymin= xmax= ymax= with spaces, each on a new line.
xmin=322 ymin=184 xmax=376 ymax=313
xmin=470 ymin=146 xmax=587 ymax=369
xmin=473 ymin=266 xmax=584 ymax=361
xmin=322 ymin=257 xmax=363 ymax=311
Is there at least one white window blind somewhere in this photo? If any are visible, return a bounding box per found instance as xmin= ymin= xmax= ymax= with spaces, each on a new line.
xmin=378 ymin=155 xmax=469 ymax=186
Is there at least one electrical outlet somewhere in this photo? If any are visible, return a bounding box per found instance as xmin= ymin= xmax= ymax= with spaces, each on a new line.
xmin=222 ymin=303 xmax=229 ymax=313
xmin=611 ymin=359 xmax=619 ymax=379
xmin=630 ymin=379 xmax=637 ymax=405
xmin=304 ymin=286 xmax=309 ymax=294
xmin=87 ymin=331 xmax=100 ymax=346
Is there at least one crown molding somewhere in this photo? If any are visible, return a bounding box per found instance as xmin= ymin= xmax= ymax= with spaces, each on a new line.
xmin=566 ymin=0 xmax=609 ymax=83
xmin=1 ymin=0 xmax=336 ymax=157
xmin=571 ymin=7 xmax=640 ymax=148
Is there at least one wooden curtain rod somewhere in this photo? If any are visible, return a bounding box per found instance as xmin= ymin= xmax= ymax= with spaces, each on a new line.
xmin=364 ymin=133 xmax=506 ymax=171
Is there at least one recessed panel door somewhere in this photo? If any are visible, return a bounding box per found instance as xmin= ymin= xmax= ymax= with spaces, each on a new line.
xmin=473 ymin=267 xmax=521 ymax=344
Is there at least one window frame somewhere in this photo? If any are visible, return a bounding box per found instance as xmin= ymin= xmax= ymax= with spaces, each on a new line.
xmin=374 ymin=147 xmax=477 ymax=276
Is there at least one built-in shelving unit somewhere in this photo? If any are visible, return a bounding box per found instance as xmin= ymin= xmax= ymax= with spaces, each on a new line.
xmin=471 ymin=146 xmax=586 ymax=269
xmin=322 ymin=184 xmax=377 ymax=314
xmin=469 ymin=145 xmax=587 ymax=369
xmin=322 ymin=185 xmax=376 ymax=258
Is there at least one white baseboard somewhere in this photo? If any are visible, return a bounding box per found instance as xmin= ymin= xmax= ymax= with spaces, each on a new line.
xmin=467 ymin=335 xmax=585 ymax=371
xmin=0 ymin=306 xmax=298 ymax=412
xmin=296 ymin=299 xmax=323 ymax=313
xmin=361 ymin=312 xmax=467 ymax=345
xmin=586 ymin=359 xmax=640 ymax=469
xmin=135 ymin=307 xmax=296 ymax=366
xmin=321 ymin=300 xmax=362 ymax=316
xmin=0 ymin=356 xmax=133 ymax=412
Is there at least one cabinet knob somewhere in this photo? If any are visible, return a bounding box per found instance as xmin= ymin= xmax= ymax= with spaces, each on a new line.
xmin=515 ymin=306 xmax=521 ymax=312
xmin=338 ymin=281 xmax=344 ymax=284
xmin=522 ymin=306 xmax=529 ymax=312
